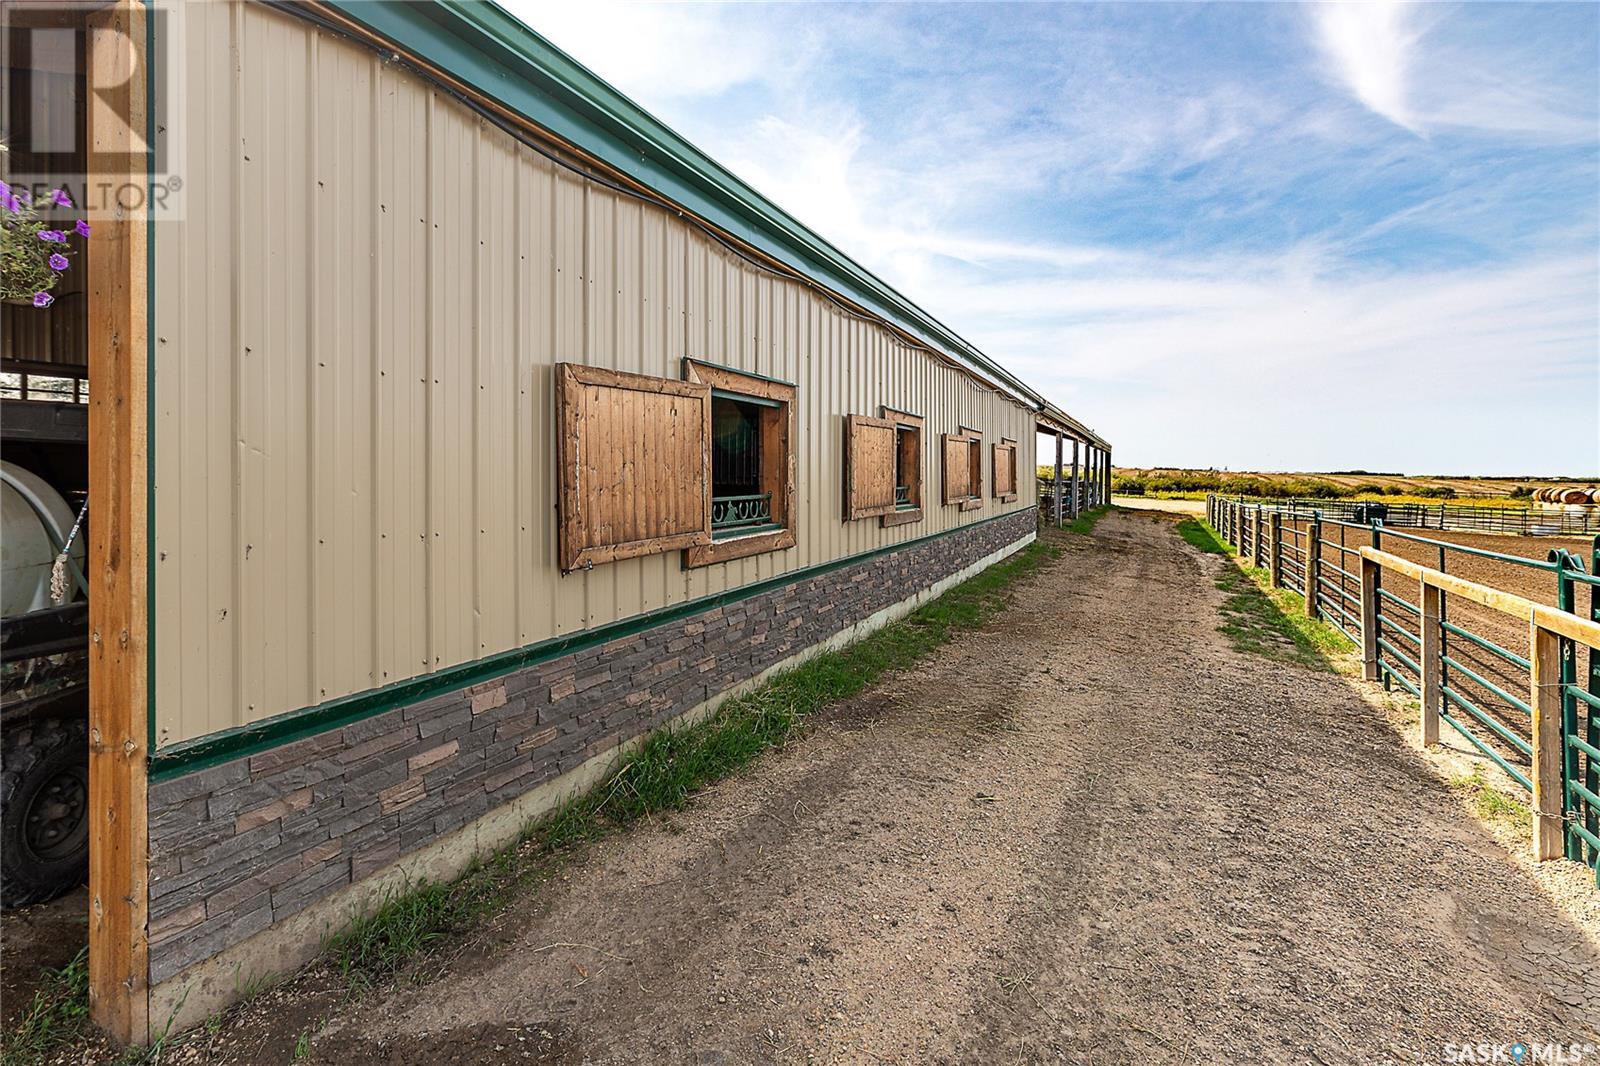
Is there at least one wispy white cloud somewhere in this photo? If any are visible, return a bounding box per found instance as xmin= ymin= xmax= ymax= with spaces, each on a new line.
xmin=508 ymin=0 xmax=804 ymax=101
xmin=1313 ymin=2 xmax=1424 ymax=133
xmin=507 ymin=2 xmax=1598 ymax=474
xmin=1311 ymin=2 xmax=1597 ymax=141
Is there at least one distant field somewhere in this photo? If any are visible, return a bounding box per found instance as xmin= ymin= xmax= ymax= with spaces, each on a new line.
xmin=1096 ymin=467 xmax=1598 ymax=504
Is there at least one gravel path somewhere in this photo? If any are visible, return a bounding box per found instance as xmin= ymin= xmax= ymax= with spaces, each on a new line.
xmin=296 ymin=511 xmax=1600 ymax=1064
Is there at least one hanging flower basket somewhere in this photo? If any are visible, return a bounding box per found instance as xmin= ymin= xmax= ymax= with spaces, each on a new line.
xmin=0 ymin=179 xmax=89 ymax=309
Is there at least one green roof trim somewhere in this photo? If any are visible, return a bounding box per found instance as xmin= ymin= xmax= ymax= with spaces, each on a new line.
xmin=316 ymin=0 xmax=1107 ymax=448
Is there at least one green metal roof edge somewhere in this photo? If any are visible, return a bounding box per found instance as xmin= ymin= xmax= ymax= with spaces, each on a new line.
xmin=317 ymin=0 xmax=1108 ymax=449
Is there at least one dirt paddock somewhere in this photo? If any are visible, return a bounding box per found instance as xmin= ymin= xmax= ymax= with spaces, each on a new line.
xmin=9 ymin=511 xmax=1600 ymax=1063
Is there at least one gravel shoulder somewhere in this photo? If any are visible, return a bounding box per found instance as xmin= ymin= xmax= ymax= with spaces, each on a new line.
xmin=308 ymin=511 xmax=1600 ymax=1063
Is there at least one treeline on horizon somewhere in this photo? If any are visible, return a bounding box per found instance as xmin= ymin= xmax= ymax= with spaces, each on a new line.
xmin=1106 ymin=472 xmax=1465 ymax=499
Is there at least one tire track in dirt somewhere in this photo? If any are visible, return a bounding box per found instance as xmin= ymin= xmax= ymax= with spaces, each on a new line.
xmin=315 ymin=512 xmax=1599 ymax=1065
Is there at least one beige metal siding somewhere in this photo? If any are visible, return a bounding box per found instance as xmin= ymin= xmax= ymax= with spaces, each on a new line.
xmin=153 ymin=1 xmax=1040 ymax=747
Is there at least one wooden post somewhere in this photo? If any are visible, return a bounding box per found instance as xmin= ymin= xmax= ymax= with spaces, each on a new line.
xmin=1069 ymin=438 xmax=1079 ymax=518
xmin=1530 ymin=622 xmax=1565 ymax=860
xmin=1304 ymin=518 xmax=1321 ymax=619
xmin=1052 ymin=432 xmax=1064 ymax=528
xmin=1419 ymin=581 xmax=1442 ymax=747
xmin=1268 ymin=511 xmax=1283 ymax=588
xmin=87 ymin=0 xmax=151 ymax=1044
xmin=1360 ymin=555 xmax=1380 ymax=681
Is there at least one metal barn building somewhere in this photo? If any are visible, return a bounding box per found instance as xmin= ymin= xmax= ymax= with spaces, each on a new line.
xmin=2 ymin=0 xmax=1110 ymax=1041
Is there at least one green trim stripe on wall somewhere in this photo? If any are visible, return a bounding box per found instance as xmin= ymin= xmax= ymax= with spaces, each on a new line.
xmin=149 ymin=510 xmax=1033 ymax=782
xmin=146 ymin=0 xmax=158 ymax=757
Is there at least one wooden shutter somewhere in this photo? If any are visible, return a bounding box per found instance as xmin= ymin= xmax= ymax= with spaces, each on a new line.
xmin=942 ymin=434 xmax=970 ymax=505
xmin=993 ymin=440 xmax=1018 ymax=501
xmin=845 ymin=415 xmax=898 ymax=520
xmin=556 ymin=363 xmax=711 ymax=572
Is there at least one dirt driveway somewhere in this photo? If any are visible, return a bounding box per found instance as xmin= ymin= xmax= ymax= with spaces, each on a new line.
xmin=284 ymin=511 xmax=1597 ymax=1064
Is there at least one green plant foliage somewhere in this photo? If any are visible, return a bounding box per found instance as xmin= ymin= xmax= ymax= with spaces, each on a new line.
xmin=0 ymin=948 xmax=90 ymax=1065
xmin=1181 ymin=521 xmax=1348 ymax=671
xmin=1174 ymin=519 xmax=1228 ymax=554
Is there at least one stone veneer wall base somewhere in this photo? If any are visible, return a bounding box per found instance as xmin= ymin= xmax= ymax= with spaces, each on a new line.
xmin=148 ymin=521 xmax=1035 ymax=1033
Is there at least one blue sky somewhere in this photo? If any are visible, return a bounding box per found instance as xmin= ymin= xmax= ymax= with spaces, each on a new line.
xmin=510 ymin=1 xmax=1600 ymax=476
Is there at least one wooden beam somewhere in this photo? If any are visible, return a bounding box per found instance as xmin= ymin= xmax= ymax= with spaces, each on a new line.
xmin=86 ymin=0 xmax=150 ymax=1045
xmin=1529 ymin=622 xmax=1565 ymax=860
xmin=1052 ymin=432 xmax=1063 ymax=528
xmin=1360 ymin=554 xmax=1380 ymax=682
xmin=1304 ymin=517 xmax=1321 ymax=620
xmin=1360 ymin=547 xmax=1600 ymax=650
xmin=1419 ymin=581 xmax=1442 ymax=747
xmin=1069 ymin=438 xmax=1080 ymax=519
xmin=1268 ymin=511 xmax=1283 ymax=589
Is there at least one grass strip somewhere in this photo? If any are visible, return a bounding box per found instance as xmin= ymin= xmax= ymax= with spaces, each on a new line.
xmin=1177 ymin=519 xmax=1349 ymax=672
xmin=1 ymin=948 xmax=90 ymax=1065
xmin=1448 ymin=766 xmax=1533 ymax=834
xmin=1062 ymin=505 xmax=1112 ymax=535
xmin=1175 ymin=518 xmax=1228 ymax=554
xmin=328 ymin=524 xmax=1068 ymax=991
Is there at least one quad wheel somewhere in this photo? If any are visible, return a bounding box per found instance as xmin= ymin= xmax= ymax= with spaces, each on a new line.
xmin=1 ymin=712 xmax=89 ymax=908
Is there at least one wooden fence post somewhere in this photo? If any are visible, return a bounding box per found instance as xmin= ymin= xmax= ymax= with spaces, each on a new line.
xmin=1069 ymin=439 xmax=1080 ymax=519
xmin=1304 ymin=517 xmax=1321 ymax=619
xmin=1419 ymin=581 xmax=1442 ymax=747
xmin=1530 ymin=621 xmax=1565 ymax=860
xmin=1360 ymin=554 xmax=1380 ymax=681
xmin=1053 ymin=432 xmax=1064 ymax=528
xmin=1268 ymin=511 xmax=1283 ymax=588
xmin=1253 ymin=507 xmax=1265 ymax=568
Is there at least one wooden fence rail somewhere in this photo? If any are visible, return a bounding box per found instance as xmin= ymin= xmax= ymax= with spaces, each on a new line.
xmin=1205 ymin=495 xmax=1600 ymax=879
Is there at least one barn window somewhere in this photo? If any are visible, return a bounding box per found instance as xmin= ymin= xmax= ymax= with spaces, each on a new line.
xmin=943 ymin=428 xmax=983 ymax=511
xmin=993 ymin=438 xmax=1018 ymax=502
xmin=555 ymin=363 xmax=711 ymax=572
xmin=711 ymin=392 xmax=777 ymax=537
xmin=845 ymin=407 xmax=923 ymax=526
xmin=683 ymin=360 xmax=797 ymax=567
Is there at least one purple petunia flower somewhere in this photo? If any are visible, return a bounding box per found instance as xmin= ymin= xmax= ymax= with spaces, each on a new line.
xmin=50 ymin=188 xmax=72 ymax=208
xmin=75 ymin=219 xmax=91 ymax=238
xmin=33 ymin=292 xmax=54 ymax=308
xmin=37 ymin=229 xmax=65 ymax=243
xmin=49 ymin=253 xmax=70 ymax=271
xmin=2 ymin=194 xmax=18 ymax=214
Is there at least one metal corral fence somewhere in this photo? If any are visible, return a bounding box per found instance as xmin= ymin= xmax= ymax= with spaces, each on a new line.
xmin=1207 ymin=495 xmax=1600 ymax=885
xmin=1038 ymin=477 xmax=1099 ymax=523
xmin=1227 ymin=497 xmax=1600 ymax=537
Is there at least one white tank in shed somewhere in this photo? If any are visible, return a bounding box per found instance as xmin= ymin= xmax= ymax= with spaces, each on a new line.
xmin=1 ymin=460 xmax=85 ymax=616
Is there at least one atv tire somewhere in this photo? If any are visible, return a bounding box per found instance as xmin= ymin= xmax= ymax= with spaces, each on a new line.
xmin=1 ymin=713 xmax=89 ymax=907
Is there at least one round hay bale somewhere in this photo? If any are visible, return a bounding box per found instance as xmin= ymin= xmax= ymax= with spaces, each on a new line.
xmin=1561 ymin=488 xmax=1590 ymax=504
